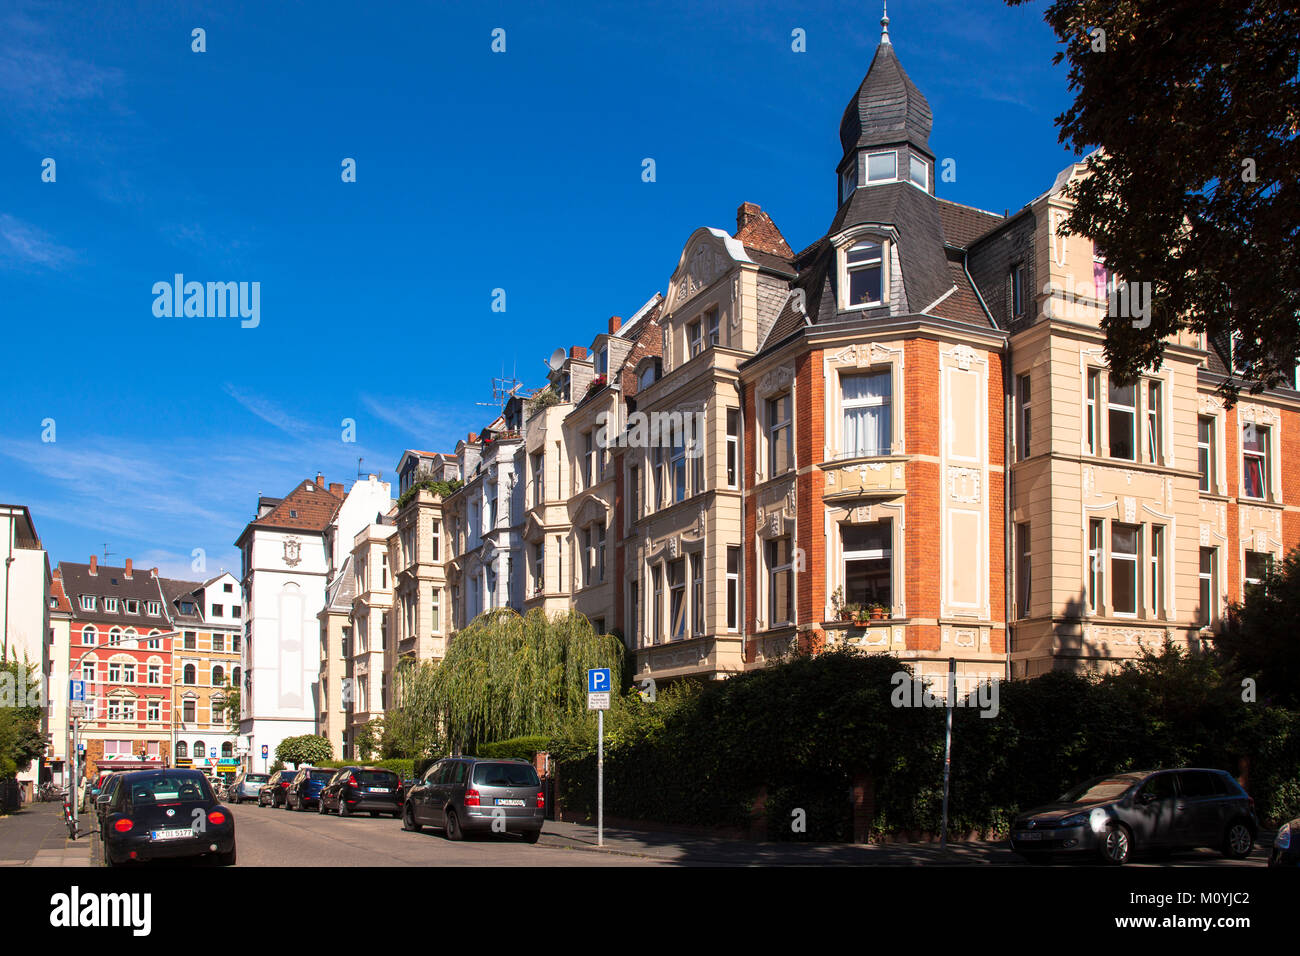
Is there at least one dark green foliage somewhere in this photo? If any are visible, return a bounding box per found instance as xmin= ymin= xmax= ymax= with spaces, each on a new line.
xmin=315 ymin=758 xmax=415 ymax=778
xmin=476 ymin=736 xmax=551 ymax=760
xmin=396 ymin=470 xmax=464 ymax=510
xmin=0 ymin=659 xmax=45 ymax=779
xmin=1216 ymin=546 xmax=1300 ymax=709
xmin=275 ymin=734 xmax=333 ymax=767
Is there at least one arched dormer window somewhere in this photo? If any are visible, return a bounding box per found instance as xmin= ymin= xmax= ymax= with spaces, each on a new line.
xmin=839 ymin=238 xmax=888 ymax=311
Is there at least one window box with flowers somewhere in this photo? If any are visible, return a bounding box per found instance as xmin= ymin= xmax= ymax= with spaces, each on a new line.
xmin=586 ymin=374 xmax=608 ymax=396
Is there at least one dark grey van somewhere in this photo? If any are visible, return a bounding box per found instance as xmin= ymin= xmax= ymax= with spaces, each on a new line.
xmin=402 ymin=757 xmax=544 ymax=843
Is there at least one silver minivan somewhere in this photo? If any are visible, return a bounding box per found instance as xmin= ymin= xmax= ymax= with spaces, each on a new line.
xmin=402 ymin=757 xmax=545 ymax=843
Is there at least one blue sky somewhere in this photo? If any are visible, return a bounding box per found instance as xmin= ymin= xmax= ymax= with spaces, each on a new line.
xmin=0 ymin=0 xmax=1080 ymax=579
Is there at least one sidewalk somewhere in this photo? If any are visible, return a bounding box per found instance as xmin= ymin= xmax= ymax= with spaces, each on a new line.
xmin=536 ymin=819 xmax=1018 ymax=865
xmin=0 ymin=799 xmax=94 ymax=867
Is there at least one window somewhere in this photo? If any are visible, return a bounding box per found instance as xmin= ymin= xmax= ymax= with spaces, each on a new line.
xmin=179 ymin=601 xmax=196 ymax=615
xmin=1012 ymin=264 xmax=1025 ymax=318
xmin=531 ymin=452 xmax=545 ymax=506
xmin=651 ymin=565 xmax=663 ymax=644
xmin=628 ymin=465 xmax=640 ymax=523
xmin=223 ymin=582 xmax=233 ymax=593
xmin=909 ymin=154 xmax=927 ymax=189
xmin=1198 ymin=548 xmax=1216 ymax=626
xmin=845 ymin=241 xmax=884 ymax=307
xmin=184 ymin=631 xmax=196 ymax=650
xmin=726 ymin=409 xmax=739 ymax=487
xmin=668 ymin=559 xmax=686 ymax=640
xmin=105 ymin=597 xmax=118 ymax=613
xmin=1198 ymin=417 xmax=1216 ymax=491
xmin=583 ymin=431 xmax=596 ymax=489
xmin=1243 ymin=424 xmax=1270 ymax=498
xmin=1016 ymin=523 xmax=1031 ymax=618
xmin=706 ymin=307 xmax=720 ymax=346
xmin=1093 ymin=248 xmax=1111 ymax=301
xmin=147 ymin=630 xmax=161 ymax=649
xmin=212 ymin=633 xmax=224 ymax=652
xmin=628 ymin=578 xmax=639 ymax=647
xmin=341 ymin=627 xmax=351 ymax=658
xmin=108 ymin=661 xmax=121 ymax=682
xmin=176 ymin=742 xmax=188 ymax=760
xmin=233 ymin=634 xmax=241 ymax=652
xmin=842 ymin=371 xmax=891 ymax=457
xmin=194 ymin=742 xmax=206 ymax=759
xmin=1086 ymin=370 xmax=1100 ymax=454
xmin=688 ymin=320 xmax=703 ymax=358
xmin=595 ymin=347 xmax=608 ymax=375
xmin=597 ymin=524 xmax=606 ymax=584
xmin=843 ymin=522 xmax=891 ymax=609
xmin=840 ymin=161 xmax=858 ymax=202
xmin=533 ymin=542 xmax=544 ymax=595
xmin=726 ymin=547 xmax=740 ymax=632
xmin=125 ymin=599 xmax=139 ymax=614
xmin=1146 ymin=382 xmax=1162 ymax=463
xmin=147 ymin=664 xmax=161 ymax=685
xmin=692 ymin=552 xmax=705 ymax=636
xmin=429 ymin=587 xmax=440 ymax=632
xmin=767 ymin=393 xmax=793 ymax=474
xmin=211 ymin=604 xmax=223 ymax=617
xmin=109 ymin=627 xmax=122 ymax=646
xmin=81 ymin=661 xmax=95 ymax=683
xmin=80 ymin=595 xmax=95 ymax=612
xmin=652 ymin=445 xmax=664 ymax=509
xmin=671 ymin=433 xmax=687 ymax=503
xmin=768 ymin=538 xmax=793 ymax=625
xmin=583 ymin=528 xmax=595 ymax=588
xmin=866 ymin=150 xmax=896 ymax=182
xmin=1150 ymin=525 xmax=1165 ymax=617
xmin=183 ymin=664 xmax=195 ymax=685
xmin=1108 ymin=380 xmax=1136 ymax=460
xmin=1016 ymin=373 xmax=1032 ymax=461
xmin=81 ymin=625 xmax=96 ymax=645
xmin=1111 ymin=523 xmax=1139 ymax=616
xmin=1245 ymin=550 xmax=1272 ymax=587
xmin=122 ymin=663 xmax=135 ymax=684
xmin=213 ymin=665 xmax=225 ymax=686
xmin=146 ymin=600 xmax=161 ymax=616
xmin=147 ymin=699 xmax=161 ymax=722
xmin=431 ymin=520 xmax=441 ymax=561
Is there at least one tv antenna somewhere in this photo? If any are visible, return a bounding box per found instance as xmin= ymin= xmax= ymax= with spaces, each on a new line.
xmin=476 ymin=371 xmax=522 ymax=408
xmin=356 ymin=457 xmax=365 ymax=479
xmin=101 ymin=543 xmax=116 ymax=563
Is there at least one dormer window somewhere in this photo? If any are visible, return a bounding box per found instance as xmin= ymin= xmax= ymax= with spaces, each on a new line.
xmin=843 ymin=240 xmax=886 ymax=309
xmin=909 ymin=155 xmax=928 ymax=190
xmin=866 ymin=150 xmax=897 ymax=183
xmin=595 ymin=347 xmax=608 ymax=376
xmin=840 ymin=161 xmax=858 ymax=202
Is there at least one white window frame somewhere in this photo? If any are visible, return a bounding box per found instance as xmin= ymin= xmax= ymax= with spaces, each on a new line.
xmin=1242 ymin=423 xmax=1270 ymax=500
xmin=1111 ymin=523 xmax=1140 ymax=618
xmin=1016 ymin=373 xmax=1032 ymax=461
xmin=1149 ymin=525 xmax=1165 ymax=619
xmin=726 ymin=547 xmax=740 ymax=632
xmin=909 ymin=154 xmax=928 ymax=191
xmin=866 ymin=149 xmax=897 ymax=183
xmin=841 ymin=239 xmax=887 ymax=311
xmin=767 ymin=392 xmax=793 ymax=477
xmin=726 ymin=409 xmax=740 ymax=488
xmin=1088 ymin=519 xmax=1105 ymax=615
xmin=1198 ymin=547 xmax=1217 ymax=626
xmin=1197 ymin=416 xmax=1215 ymax=492
xmin=840 ymin=368 xmax=892 ymax=459
xmin=767 ymin=537 xmax=794 ymax=627
xmin=1107 ymin=379 xmax=1137 ymax=461
xmin=1086 ymin=370 xmax=1100 ymax=455
xmin=80 ymin=595 xmax=95 ymax=612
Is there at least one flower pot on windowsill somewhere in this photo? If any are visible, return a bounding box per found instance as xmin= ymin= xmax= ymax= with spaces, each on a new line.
xmin=869 ymin=605 xmax=886 ymax=621
xmin=853 ymin=611 xmax=870 ymax=626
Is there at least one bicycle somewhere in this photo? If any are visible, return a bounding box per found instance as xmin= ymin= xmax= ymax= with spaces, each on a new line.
xmin=63 ymin=799 xmax=77 ymax=839
xmin=39 ymin=782 xmax=67 ymax=803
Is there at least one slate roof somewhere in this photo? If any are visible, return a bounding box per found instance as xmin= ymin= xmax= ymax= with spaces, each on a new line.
xmin=839 ymin=35 xmax=933 ymax=156
xmin=157 ymin=577 xmax=207 ymax=626
xmin=324 ymin=556 xmax=355 ymax=612
xmin=937 ymin=198 xmax=1005 ymax=249
xmin=58 ymin=562 xmax=170 ymax=626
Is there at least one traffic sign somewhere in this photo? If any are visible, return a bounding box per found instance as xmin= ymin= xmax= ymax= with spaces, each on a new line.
xmin=69 ymin=702 xmax=86 ymax=719
xmin=69 ymin=680 xmax=85 ymax=702
xmin=587 ymin=668 xmax=611 ymax=693
xmin=261 ymin=745 xmax=269 ymax=759
xmin=587 ymin=692 xmax=610 ymax=710
xmin=77 ymin=743 xmax=85 ymax=752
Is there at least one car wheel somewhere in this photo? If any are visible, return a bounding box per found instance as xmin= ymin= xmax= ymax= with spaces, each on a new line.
xmin=318 ymin=796 xmax=327 ymax=814
xmin=1223 ymin=820 xmax=1254 ymax=859
xmin=524 ymin=829 xmax=541 ymax=845
xmin=445 ymin=809 xmax=464 ymax=841
xmin=402 ymin=803 xmax=422 ymax=832
xmin=338 ymin=798 xmax=350 ymax=818
xmin=1100 ymin=824 xmax=1133 ymax=865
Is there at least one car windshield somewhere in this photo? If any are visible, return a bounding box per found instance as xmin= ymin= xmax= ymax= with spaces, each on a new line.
xmin=356 ymin=771 xmax=398 ymax=786
xmin=245 ymin=774 xmax=269 ymax=783
xmin=472 ymin=762 xmax=540 ymax=788
xmin=1057 ymin=777 xmax=1137 ymax=804
xmin=131 ymin=774 xmax=212 ymax=805
xmin=309 ymin=771 xmax=334 ymax=782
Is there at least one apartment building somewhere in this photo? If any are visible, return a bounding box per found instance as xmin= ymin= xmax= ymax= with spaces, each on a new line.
xmin=58 ymin=558 xmax=172 ymax=777
xmin=0 ymin=505 xmax=53 ymax=796
xmin=161 ymin=572 xmax=243 ymax=774
xmin=345 ymin=517 xmax=396 ymax=756
xmin=317 ymin=555 xmax=354 ymax=759
xmin=47 ymin=569 xmax=72 ymax=787
xmin=390 ymin=452 xmax=454 ymax=665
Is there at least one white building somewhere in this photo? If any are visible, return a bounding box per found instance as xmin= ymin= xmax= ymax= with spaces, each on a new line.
xmin=0 ymin=504 xmax=52 ymax=798
xmin=236 ymin=474 xmax=392 ymax=771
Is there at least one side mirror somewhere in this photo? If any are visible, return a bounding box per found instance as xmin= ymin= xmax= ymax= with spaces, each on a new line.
xmin=96 ymin=794 xmax=110 ymax=807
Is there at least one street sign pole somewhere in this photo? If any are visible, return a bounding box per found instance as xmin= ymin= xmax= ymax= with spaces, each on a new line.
xmin=940 ymin=656 xmax=955 ymax=851
xmin=597 ymin=708 xmax=604 ymax=848
xmin=69 ymin=715 xmax=78 ymax=837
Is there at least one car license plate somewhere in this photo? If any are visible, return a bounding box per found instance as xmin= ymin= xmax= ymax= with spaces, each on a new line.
xmin=151 ymin=829 xmax=193 ymax=841
xmin=495 ymin=798 xmax=525 ymax=807
xmin=367 ymin=787 xmax=389 ymax=793
xmin=1016 ymin=831 xmax=1043 ymax=841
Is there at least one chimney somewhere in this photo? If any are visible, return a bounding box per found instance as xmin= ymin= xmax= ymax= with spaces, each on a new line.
xmin=124 ymin=558 xmax=133 ymax=579
xmin=329 ymin=482 xmax=344 ymax=496
xmin=608 ymin=316 xmax=622 ymax=335
xmin=737 ymin=201 xmax=762 ymax=233
xmin=468 ymin=432 xmax=476 ymax=443
xmin=89 ymin=555 xmax=98 ymax=575
xmin=150 ymin=567 xmax=158 ymax=578
xmin=570 ymin=346 xmax=588 ymax=360
xmin=315 ymin=472 xmax=324 ymax=487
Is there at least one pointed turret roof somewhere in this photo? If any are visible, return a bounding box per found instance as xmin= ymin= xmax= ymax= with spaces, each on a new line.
xmin=838 ymin=9 xmax=933 ymax=157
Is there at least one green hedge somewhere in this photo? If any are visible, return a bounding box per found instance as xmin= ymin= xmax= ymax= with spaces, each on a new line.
xmin=477 ymin=736 xmax=551 ymax=760
xmin=313 ymin=758 xmax=417 ymax=779
xmin=552 ymin=645 xmax=1300 ymax=841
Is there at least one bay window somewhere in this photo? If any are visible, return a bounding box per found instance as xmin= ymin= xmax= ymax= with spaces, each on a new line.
xmin=726 ymin=409 xmax=739 ymax=487
xmin=1197 ymin=417 xmax=1215 ymax=491
xmin=866 ymin=150 xmax=896 ymax=182
xmin=767 ymin=537 xmax=793 ymax=626
xmin=1243 ymin=424 xmax=1269 ymax=499
xmin=668 ymin=559 xmax=686 ymax=639
xmin=767 ymin=393 xmax=793 ymax=475
xmin=726 ymin=547 xmax=740 ymax=632
xmin=842 ymin=522 xmax=891 ymax=609
xmin=841 ymin=370 xmax=891 ymax=458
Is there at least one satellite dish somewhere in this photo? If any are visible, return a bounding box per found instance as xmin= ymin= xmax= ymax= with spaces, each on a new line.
xmin=547 ymin=347 xmax=566 ymax=372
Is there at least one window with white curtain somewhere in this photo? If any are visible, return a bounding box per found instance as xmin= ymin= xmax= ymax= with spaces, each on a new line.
xmin=841 ymin=370 xmax=891 ymax=457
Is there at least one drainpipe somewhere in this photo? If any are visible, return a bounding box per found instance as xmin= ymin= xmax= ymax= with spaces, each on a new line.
xmin=2 ymin=511 xmax=12 ymax=661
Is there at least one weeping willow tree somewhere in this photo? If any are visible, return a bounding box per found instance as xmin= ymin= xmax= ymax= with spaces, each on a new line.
xmin=432 ymin=608 xmax=624 ymax=752
xmin=383 ymin=659 xmax=444 ymax=759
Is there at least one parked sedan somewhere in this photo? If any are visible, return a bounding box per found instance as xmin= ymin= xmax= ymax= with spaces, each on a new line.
xmin=319 ymin=767 xmax=403 ymax=818
xmin=258 ymin=769 xmax=294 ymax=808
xmin=94 ymin=773 xmax=125 ymax=830
xmin=1269 ymin=816 xmax=1300 ymax=867
xmin=285 ymin=767 xmax=335 ymax=811
xmin=227 ymin=772 xmax=269 ymax=805
xmin=102 ymin=770 xmax=235 ymax=866
xmin=402 ymin=757 xmax=544 ymax=842
xmin=1010 ymin=768 xmax=1258 ymax=865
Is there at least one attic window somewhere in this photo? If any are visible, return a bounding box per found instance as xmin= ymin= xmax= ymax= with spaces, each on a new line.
xmin=290 ymin=509 xmax=299 ymax=518
xmin=909 ymin=155 xmax=928 ymax=190
xmin=306 ymin=484 xmax=314 ymax=492
xmin=867 ymin=151 xmax=897 ymax=183
xmin=843 ymin=240 xmax=886 ymax=309
xmin=840 ymin=161 xmax=858 ymax=202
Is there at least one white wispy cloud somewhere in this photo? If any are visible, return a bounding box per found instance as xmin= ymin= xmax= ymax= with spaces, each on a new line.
xmin=223 ymin=384 xmax=316 ymax=439
xmin=0 ymin=214 xmax=75 ymax=268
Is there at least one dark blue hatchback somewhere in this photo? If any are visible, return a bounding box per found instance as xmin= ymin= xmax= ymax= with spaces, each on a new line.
xmin=285 ymin=767 xmax=335 ymax=811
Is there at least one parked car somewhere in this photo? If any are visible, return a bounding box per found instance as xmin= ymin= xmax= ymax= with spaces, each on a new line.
xmin=1269 ymin=816 xmax=1300 ymax=867
xmin=285 ymin=767 xmax=336 ymax=811
xmin=227 ymin=772 xmax=269 ymax=805
xmin=258 ymin=769 xmax=295 ymax=808
xmin=84 ymin=771 xmax=115 ymax=812
xmin=101 ymin=769 xmax=235 ymax=866
xmin=1010 ymin=768 xmax=1258 ymax=865
xmin=94 ymin=773 xmax=126 ymax=829
xmin=402 ymin=757 xmax=544 ymax=842
xmin=319 ymin=766 xmax=403 ymax=818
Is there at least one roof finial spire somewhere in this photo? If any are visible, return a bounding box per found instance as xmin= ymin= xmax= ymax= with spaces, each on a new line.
xmin=881 ymin=1 xmax=891 ymax=45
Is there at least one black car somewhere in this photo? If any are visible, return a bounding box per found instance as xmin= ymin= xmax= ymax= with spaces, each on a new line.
xmin=1010 ymin=768 xmax=1258 ymax=865
xmin=258 ymin=769 xmax=294 ymax=808
xmin=402 ymin=757 xmax=544 ymax=842
xmin=101 ymin=769 xmax=235 ymax=866
xmin=1269 ymin=816 xmax=1299 ymax=867
xmin=285 ymin=767 xmax=335 ymax=811
xmin=94 ymin=773 xmax=125 ymax=829
xmin=318 ymin=766 xmax=403 ymax=818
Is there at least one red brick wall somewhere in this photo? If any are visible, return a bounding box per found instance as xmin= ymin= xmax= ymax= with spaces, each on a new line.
xmin=796 ymin=350 xmax=825 ymax=625
xmin=904 ymin=339 xmax=942 ymax=651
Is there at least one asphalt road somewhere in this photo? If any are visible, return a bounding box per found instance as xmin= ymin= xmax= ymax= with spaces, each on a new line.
xmin=222 ymin=800 xmax=659 ymax=867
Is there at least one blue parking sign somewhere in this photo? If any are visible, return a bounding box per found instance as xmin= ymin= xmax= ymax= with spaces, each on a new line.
xmin=70 ymin=680 xmax=85 ymax=702
xmin=588 ymin=668 xmax=611 ymax=693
